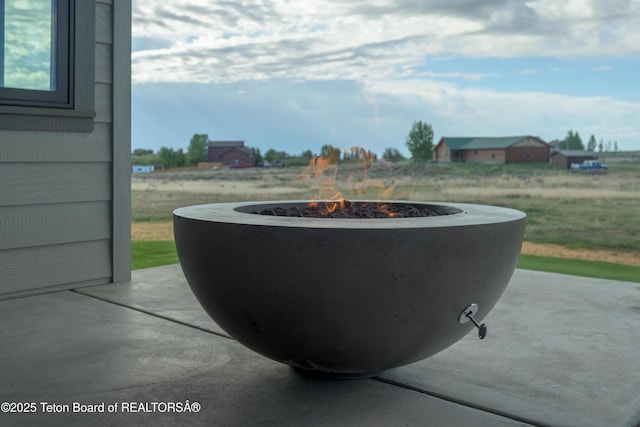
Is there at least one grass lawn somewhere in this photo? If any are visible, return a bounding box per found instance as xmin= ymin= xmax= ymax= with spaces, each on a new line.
xmin=131 ymin=240 xmax=179 ymax=270
xmin=132 ymin=240 xmax=640 ymax=283
xmin=517 ymin=254 xmax=640 ymax=283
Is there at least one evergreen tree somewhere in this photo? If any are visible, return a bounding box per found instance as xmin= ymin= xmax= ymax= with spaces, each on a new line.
xmin=562 ymin=129 xmax=584 ymax=150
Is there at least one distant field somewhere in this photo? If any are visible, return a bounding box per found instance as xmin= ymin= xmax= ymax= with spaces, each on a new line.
xmin=133 ymin=160 xmax=640 ymax=258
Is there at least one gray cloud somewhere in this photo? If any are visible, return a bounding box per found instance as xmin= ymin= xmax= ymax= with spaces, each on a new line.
xmin=133 ymin=0 xmax=640 ymax=85
xmin=334 ymin=0 xmax=559 ymax=37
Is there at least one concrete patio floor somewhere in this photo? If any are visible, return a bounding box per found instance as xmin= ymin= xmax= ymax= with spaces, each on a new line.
xmin=1 ymin=265 xmax=639 ymax=426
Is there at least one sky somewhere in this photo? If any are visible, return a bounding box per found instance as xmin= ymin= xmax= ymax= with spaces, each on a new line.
xmin=131 ymin=0 xmax=640 ymax=156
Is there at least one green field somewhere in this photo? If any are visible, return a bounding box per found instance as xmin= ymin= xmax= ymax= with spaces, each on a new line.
xmin=132 ymin=240 xmax=179 ymax=270
xmin=517 ymin=254 xmax=640 ymax=282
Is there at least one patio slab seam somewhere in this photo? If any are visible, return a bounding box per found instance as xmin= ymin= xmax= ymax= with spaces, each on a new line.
xmin=70 ymin=289 xmax=232 ymax=339
xmin=373 ymin=376 xmax=541 ymax=426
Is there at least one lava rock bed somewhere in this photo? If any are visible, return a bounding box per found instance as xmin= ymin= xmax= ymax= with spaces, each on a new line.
xmin=253 ymin=201 xmax=459 ymax=218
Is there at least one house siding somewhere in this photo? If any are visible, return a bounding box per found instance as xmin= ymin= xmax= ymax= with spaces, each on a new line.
xmin=434 ymin=136 xmax=549 ymax=164
xmin=208 ymin=141 xmax=253 ymax=165
xmin=506 ymin=137 xmax=549 ymax=163
xmin=209 ymin=147 xmax=253 ymax=165
xmin=467 ymin=149 xmax=506 ymax=163
xmin=505 ymin=147 xmax=549 ymax=163
xmin=0 ymin=1 xmax=131 ymax=295
xmin=435 ymin=142 xmax=450 ymax=162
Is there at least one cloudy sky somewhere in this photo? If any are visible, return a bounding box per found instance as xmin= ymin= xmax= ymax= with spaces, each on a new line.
xmin=4 ymin=1 xmax=53 ymax=90
xmin=132 ymin=0 xmax=640 ymax=156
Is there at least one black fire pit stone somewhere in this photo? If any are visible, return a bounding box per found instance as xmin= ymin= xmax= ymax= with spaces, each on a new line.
xmin=255 ymin=200 xmax=459 ymax=218
xmin=173 ymin=200 xmax=526 ymax=378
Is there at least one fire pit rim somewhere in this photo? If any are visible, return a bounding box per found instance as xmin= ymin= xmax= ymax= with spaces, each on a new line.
xmin=173 ymin=200 xmax=526 ymax=230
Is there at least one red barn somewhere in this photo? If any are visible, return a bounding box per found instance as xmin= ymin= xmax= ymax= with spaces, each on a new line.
xmin=207 ymin=140 xmax=254 ymax=166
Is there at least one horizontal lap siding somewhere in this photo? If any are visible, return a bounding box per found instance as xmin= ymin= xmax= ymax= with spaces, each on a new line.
xmin=95 ymin=83 xmax=113 ymax=123
xmin=95 ymin=43 xmax=113 ymax=85
xmin=0 ymin=202 xmax=111 ymax=250
xmin=0 ymin=161 xmax=113 ymax=293
xmin=0 ymin=123 xmax=112 ymax=162
xmin=0 ymin=163 xmax=112 ymax=206
xmin=0 ymin=1 xmax=118 ymax=294
xmin=0 ymin=241 xmax=112 ymax=294
xmin=95 ymin=2 xmax=113 ymax=45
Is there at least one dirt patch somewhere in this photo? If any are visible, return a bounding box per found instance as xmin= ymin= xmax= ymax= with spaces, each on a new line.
xmin=131 ymin=179 xmax=306 ymax=196
xmin=520 ymin=242 xmax=640 ymax=267
xmin=132 ymin=221 xmax=640 ymax=267
xmin=132 ymin=221 xmax=175 ymax=241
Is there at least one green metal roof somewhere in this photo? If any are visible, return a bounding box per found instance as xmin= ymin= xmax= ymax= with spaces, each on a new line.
xmin=442 ymin=136 xmax=533 ymax=150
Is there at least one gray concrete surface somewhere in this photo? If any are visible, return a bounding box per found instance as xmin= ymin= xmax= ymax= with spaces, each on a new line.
xmin=382 ymin=270 xmax=640 ymax=426
xmin=1 ymin=265 xmax=639 ymax=426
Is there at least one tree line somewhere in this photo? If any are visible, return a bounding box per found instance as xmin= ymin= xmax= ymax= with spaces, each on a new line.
xmin=132 ymin=134 xmax=209 ymax=169
xmin=560 ymin=130 xmax=619 ymax=152
xmin=131 ymin=122 xmax=434 ymax=169
xmin=131 ymin=123 xmax=619 ymax=170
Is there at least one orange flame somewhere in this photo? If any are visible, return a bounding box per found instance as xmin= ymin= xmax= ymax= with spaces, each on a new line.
xmin=301 ymin=145 xmax=402 ymax=217
xmin=378 ymin=203 xmax=400 ymax=218
xmin=302 ymin=149 xmax=345 ymax=214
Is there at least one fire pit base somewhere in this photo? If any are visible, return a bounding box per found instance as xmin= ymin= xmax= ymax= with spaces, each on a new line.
xmin=292 ymin=367 xmax=387 ymax=380
xmin=174 ymin=200 xmax=526 ymax=378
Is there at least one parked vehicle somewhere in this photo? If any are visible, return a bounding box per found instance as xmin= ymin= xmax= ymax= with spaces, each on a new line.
xmin=271 ymin=160 xmax=285 ymax=168
xmin=570 ymin=160 xmax=608 ymax=173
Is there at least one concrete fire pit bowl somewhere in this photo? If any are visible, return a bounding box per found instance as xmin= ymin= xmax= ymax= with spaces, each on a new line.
xmin=173 ymin=200 xmax=525 ymax=378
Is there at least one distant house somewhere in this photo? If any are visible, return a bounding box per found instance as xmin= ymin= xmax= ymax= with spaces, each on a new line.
xmin=550 ymin=150 xmax=598 ymax=169
xmin=433 ymin=136 xmax=550 ymax=164
xmin=207 ymin=140 xmax=254 ymax=166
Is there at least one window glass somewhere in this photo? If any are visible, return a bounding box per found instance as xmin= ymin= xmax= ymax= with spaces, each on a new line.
xmin=1 ymin=0 xmax=54 ymax=91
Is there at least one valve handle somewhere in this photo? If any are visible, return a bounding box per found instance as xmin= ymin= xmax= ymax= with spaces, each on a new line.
xmin=458 ymin=303 xmax=488 ymax=340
